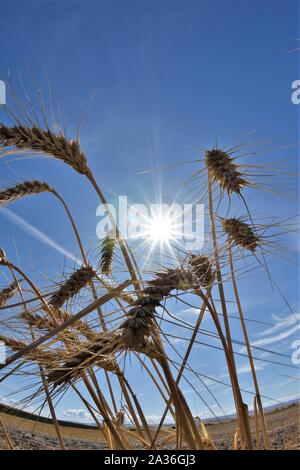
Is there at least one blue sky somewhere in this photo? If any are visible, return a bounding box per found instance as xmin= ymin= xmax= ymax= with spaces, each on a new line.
xmin=0 ymin=0 xmax=299 ymax=424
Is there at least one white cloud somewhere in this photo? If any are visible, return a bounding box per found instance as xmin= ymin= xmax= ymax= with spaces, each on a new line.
xmin=250 ymin=322 xmax=300 ymax=348
xmin=62 ymin=408 xmax=94 ymax=422
xmin=236 ymin=361 xmax=267 ymax=375
xmin=257 ymin=313 xmax=300 ymax=337
xmin=144 ymin=414 xmax=174 ymax=424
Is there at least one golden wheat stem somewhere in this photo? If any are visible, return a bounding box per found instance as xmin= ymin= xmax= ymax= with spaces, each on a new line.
xmin=7 ymin=270 xmax=66 ymax=450
xmin=120 ymin=374 xmax=154 ymax=445
xmin=254 ymin=395 xmax=260 ymax=449
xmin=52 ymin=189 xmax=147 ymax=437
xmin=80 ymin=371 xmax=125 ymax=450
xmin=40 ymin=367 xmax=66 ymax=449
xmin=0 ymin=278 xmax=129 ymax=370
xmin=69 ymin=382 xmax=107 ymax=439
xmin=0 ymin=416 xmax=14 ymax=450
xmin=194 ymin=279 xmax=255 ymax=450
xmin=133 ymin=354 xmax=176 ymax=420
xmin=207 ymin=173 xmax=253 ymax=449
xmin=208 ymin=176 xmax=235 ymax=362
xmin=150 ymin=281 xmax=214 ymax=448
xmin=151 ymin=334 xmax=203 ymax=449
xmin=228 ymin=243 xmax=269 ymax=449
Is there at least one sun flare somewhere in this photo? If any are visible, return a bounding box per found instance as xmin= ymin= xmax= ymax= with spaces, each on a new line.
xmin=148 ymin=214 xmax=175 ymax=244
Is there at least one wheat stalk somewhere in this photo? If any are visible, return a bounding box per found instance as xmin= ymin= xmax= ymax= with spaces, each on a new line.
xmin=205 ymin=148 xmax=250 ymax=194
xmin=100 ymin=236 xmax=116 ymax=274
xmin=47 ymin=329 xmax=159 ymax=385
xmin=222 ymin=218 xmax=259 ymax=251
xmin=49 ymin=266 xmax=96 ymax=310
xmin=0 ymin=181 xmax=51 ymax=205
xmin=188 ymin=255 xmax=214 ymax=288
xmin=20 ymin=309 xmax=96 ymax=341
xmin=0 ymin=280 xmax=18 ymax=308
xmin=0 ymin=124 xmax=91 ymax=176
xmin=120 ymin=268 xmax=194 ymax=349
xmin=227 ymin=240 xmax=269 ymax=448
xmin=0 ymin=334 xmax=60 ymax=365
xmin=207 ymin=173 xmax=253 ymax=449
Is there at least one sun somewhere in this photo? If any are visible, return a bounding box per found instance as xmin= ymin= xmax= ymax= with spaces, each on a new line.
xmin=148 ymin=214 xmax=175 ymax=244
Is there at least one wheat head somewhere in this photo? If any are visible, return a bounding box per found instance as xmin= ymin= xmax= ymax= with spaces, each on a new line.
xmin=0 ymin=124 xmax=91 ymax=176
xmin=222 ymin=218 xmax=259 ymax=251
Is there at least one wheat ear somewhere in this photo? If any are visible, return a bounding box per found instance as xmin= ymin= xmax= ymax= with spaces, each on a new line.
xmin=205 ymin=148 xmax=250 ymax=194
xmin=49 ymin=265 xmax=96 ymax=309
xmin=0 ymin=181 xmax=51 ymax=205
xmin=0 ymin=334 xmax=60 ymax=365
xmin=222 ymin=218 xmax=259 ymax=251
xmin=120 ymin=268 xmax=194 ymax=349
xmin=0 ymin=124 xmax=91 ymax=176
xmin=100 ymin=236 xmax=116 ymax=274
xmin=188 ymin=255 xmax=214 ymax=288
xmin=0 ymin=280 xmax=18 ymax=308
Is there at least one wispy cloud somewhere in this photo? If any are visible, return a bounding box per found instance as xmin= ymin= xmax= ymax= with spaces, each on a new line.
xmin=144 ymin=414 xmax=174 ymax=425
xmin=62 ymin=408 xmax=94 ymax=422
xmin=0 ymin=207 xmax=82 ymax=266
xmin=257 ymin=313 xmax=300 ymax=337
xmin=251 ymin=313 xmax=300 ymax=347
xmin=236 ymin=361 xmax=268 ymax=375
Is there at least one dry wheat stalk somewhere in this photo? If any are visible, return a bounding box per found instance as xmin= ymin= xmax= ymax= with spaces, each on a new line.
xmin=222 ymin=218 xmax=259 ymax=251
xmin=207 ymin=171 xmax=254 ymax=449
xmin=120 ymin=268 xmax=194 ymax=349
xmin=49 ymin=266 xmax=96 ymax=310
xmin=205 ymin=149 xmax=250 ymax=194
xmin=47 ymin=328 xmax=160 ymax=385
xmin=188 ymin=255 xmax=214 ymax=288
xmin=20 ymin=310 xmax=97 ymax=341
xmin=0 ymin=124 xmax=91 ymax=176
xmin=0 ymin=181 xmax=51 ymax=206
xmin=0 ymin=281 xmax=18 ymax=308
xmin=0 ymin=249 xmax=8 ymax=265
xmin=0 ymin=334 xmax=61 ymax=365
xmin=47 ymin=330 xmax=122 ymax=384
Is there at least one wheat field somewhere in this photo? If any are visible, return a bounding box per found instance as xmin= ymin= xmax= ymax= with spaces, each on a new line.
xmin=0 ymin=78 xmax=298 ymax=451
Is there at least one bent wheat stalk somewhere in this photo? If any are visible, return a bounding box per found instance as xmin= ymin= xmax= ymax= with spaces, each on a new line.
xmin=0 ymin=180 xmax=51 ymax=205
xmin=0 ymin=279 xmax=130 ymax=373
xmin=227 ymin=241 xmax=269 ymax=449
xmin=207 ymin=171 xmax=253 ymax=449
xmin=0 ymin=122 xmax=141 ymax=290
xmin=0 ymin=124 xmax=91 ymax=176
xmin=49 ymin=265 xmax=96 ymax=310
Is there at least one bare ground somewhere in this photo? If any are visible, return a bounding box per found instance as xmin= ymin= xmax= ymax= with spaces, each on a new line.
xmin=0 ymin=402 xmax=299 ymax=450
